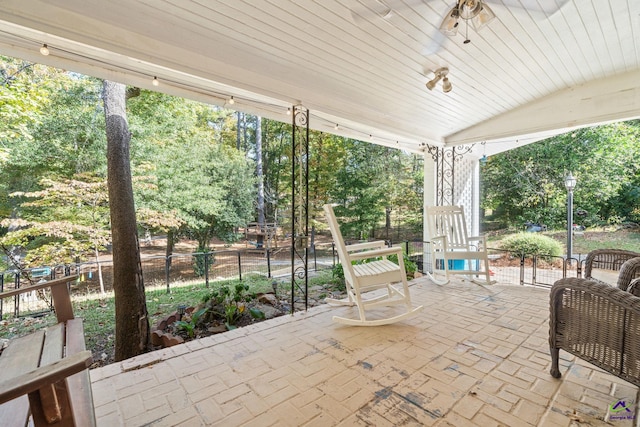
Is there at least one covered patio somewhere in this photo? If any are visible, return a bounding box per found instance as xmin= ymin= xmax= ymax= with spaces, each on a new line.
xmin=90 ymin=278 xmax=638 ymax=426
xmin=1 ymin=0 xmax=638 ymax=236
xmin=1 ymin=2 xmax=639 ymax=426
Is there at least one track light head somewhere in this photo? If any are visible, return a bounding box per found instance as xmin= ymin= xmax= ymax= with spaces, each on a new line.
xmin=426 ymin=67 xmax=452 ymax=93
xmin=442 ymin=77 xmax=452 ymax=93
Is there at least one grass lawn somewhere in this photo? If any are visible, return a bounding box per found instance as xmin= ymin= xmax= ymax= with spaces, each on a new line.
xmin=0 ymin=270 xmax=338 ymax=367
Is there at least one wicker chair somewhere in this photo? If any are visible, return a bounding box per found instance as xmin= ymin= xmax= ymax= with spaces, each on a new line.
xmin=583 ymin=249 xmax=640 ymax=289
xmin=550 ymin=277 xmax=640 ymax=387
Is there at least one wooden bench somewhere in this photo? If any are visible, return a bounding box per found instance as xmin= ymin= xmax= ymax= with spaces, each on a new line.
xmin=0 ymin=275 xmax=96 ymax=426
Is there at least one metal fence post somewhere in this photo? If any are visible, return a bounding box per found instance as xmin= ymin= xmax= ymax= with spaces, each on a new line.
xmin=14 ymin=273 xmax=20 ymax=317
xmin=267 ymin=249 xmax=272 ymax=278
xmin=332 ymin=242 xmax=336 ymax=267
xmin=313 ymin=244 xmax=317 ymax=271
xmin=237 ymin=251 xmax=242 ymax=281
xmin=519 ymin=254 xmax=525 ymax=286
xmin=0 ymin=273 xmax=3 ymax=318
xmin=204 ymin=252 xmax=210 ymax=287
xmin=165 ymin=255 xmax=171 ymax=294
xmin=532 ymin=255 xmax=537 ymax=286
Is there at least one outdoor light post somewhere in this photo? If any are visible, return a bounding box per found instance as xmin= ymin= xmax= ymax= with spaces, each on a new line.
xmin=564 ymin=172 xmax=577 ymax=265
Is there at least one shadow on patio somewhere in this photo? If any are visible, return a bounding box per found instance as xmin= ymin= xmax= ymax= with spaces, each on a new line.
xmin=91 ymin=277 xmax=639 ymax=426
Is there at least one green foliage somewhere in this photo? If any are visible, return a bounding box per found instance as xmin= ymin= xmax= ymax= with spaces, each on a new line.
xmin=174 ymin=307 xmax=208 ymax=338
xmin=481 ymin=122 xmax=640 ymax=229
xmin=500 ymin=232 xmax=563 ymax=260
xmin=331 ymin=263 xmax=346 ymax=290
xmin=330 ymin=141 xmax=414 ymax=239
xmin=202 ymin=281 xmax=262 ymax=329
xmin=388 ymin=252 xmax=418 ymax=278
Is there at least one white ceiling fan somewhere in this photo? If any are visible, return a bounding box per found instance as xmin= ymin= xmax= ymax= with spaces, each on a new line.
xmin=351 ymin=0 xmax=569 ymax=53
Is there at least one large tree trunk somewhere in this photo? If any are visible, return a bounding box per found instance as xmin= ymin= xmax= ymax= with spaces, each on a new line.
xmin=103 ymin=80 xmax=149 ymax=361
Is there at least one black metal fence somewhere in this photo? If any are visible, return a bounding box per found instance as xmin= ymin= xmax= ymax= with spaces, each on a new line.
xmin=0 ymin=239 xmax=592 ymax=319
xmin=414 ymin=241 xmax=587 ymax=287
xmin=0 ymin=242 xmax=338 ymax=318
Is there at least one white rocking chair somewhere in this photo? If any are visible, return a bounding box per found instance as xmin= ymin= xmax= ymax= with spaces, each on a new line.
xmin=323 ymin=204 xmax=423 ymax=326
xmin=425 ymin=205 xmax=495 ymax=286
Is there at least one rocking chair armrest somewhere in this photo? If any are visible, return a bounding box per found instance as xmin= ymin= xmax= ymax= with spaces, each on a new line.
xmin=348 ymin=246 xmax=403 ymax=261
xmin=345 ymin=241 xmax=388 ymax=252
xmin=467 ymin=235 xmax=487 ymax=242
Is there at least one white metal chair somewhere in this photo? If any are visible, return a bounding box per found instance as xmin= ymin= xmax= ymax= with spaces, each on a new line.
xmin=425 ymin=205 xmax=494 ymax=286
xmin=323 ymin=204 xmax=423 ymax=326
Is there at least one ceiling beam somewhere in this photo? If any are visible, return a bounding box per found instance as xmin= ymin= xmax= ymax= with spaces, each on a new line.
xmin=446 ymin=69 xmax=640 ymax=146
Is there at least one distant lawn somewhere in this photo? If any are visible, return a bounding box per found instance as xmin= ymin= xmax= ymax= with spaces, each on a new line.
xmin=0 ymin=270 xmax=337 ymax=368
xmin=486 ymin=227 xmax=640 ymax=256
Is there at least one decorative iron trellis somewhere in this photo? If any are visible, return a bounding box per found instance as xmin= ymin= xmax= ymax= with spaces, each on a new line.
xmin=290 ymin=105 xmax=309 ymax=312
xmin=425 ymin=144 xmax=474 ymax=206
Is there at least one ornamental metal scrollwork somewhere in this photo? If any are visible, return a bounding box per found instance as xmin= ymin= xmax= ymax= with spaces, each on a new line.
xmin=425 ymin=143 xmax=475 ymax=206
xmin=290 ymin=105 xmax=309 ymax=313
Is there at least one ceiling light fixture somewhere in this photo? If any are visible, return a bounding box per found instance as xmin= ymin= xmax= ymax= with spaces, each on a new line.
xmin=439 ymin=0 xmax=495 ymax=43
xmin=152 ymin=76 xmax=159 ymax=86
xmin=286 ymin=107 xmax=291 ymax=115
xmin=426 ymin=67 xmax=452 ymax=93
xmin=39 ymin=43 xmax=49 ymax=56
xmin=228 ymin=96 xmax=235 ymax=105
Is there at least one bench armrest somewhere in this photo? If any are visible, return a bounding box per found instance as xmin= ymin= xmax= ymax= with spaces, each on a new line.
xmin=0 ymin=350 xmax=92 ymax=405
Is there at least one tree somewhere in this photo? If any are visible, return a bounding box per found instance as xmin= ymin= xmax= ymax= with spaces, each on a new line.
xmin=481 ymin=121 xmax=640 ymax=228
xmin=103 ymin=80 xmax=149 ymax=361
xmin=331 ymin=140 xmax=399 ymax=238
xmin=0 ymin=176 xmax=110 ymax=288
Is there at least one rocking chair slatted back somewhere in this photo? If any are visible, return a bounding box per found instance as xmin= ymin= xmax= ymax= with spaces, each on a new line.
xmin=323 ymin=204 xmax=423 ymax=326
xmin=425 ymin=205 xmax=494 ymax=286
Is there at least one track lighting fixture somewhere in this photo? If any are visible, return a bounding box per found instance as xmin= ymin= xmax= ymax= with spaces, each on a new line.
xmin=152 ymin=76 xmax=159 ymax=86
xmin=439 ymin=0 xmax=495 ymax=43
xmin=426 ymin=67 xmax=452 ymax=93
xmin=39 ymin=43 xmax=49 ymax=56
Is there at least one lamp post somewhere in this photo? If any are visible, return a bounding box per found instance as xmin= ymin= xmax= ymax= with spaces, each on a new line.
xmin=564 ymin=172 xmax=577 ymax=265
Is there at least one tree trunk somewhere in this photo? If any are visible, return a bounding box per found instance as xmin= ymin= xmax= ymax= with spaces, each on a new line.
xmin=256 ymin=116 xmax=265 ymax=227
xmin=103 ymin=80 xmax=149 ymax=361
xmin=236 ymin=111 xmax=242 ymax=151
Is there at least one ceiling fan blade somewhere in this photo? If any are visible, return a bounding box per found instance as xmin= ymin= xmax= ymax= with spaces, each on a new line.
xmin=350 ymin=0 xmax=394 ymax=24
xmin=495 ymin=0 xmax=571 ymax=15
xmin=350 ymin=0 xmax=432 ymax=25
xmin=422 ymin=31 xmax=447 ymax=56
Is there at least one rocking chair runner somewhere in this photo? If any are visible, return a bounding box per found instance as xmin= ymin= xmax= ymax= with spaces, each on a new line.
xmin=425 ymin=205 xmax=494 ymax=286
xmin=323 ymin=204 xmax=423 ymax=326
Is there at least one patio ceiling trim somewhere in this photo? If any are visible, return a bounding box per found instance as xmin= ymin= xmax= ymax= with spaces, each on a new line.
xmin=447 ymin=68 xmax=640 ymax=146
xmin=0 ymin=1 xmax=639 ymax=158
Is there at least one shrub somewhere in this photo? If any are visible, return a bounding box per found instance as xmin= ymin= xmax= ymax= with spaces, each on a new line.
xmin=501 ymin=232 xmax=562 ymax=261
xmin=388 ymin=253 xmax=418 ymax=279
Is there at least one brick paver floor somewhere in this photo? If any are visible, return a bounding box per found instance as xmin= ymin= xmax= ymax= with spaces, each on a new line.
xmin=91 ymin=277 xmax=639 ymax=426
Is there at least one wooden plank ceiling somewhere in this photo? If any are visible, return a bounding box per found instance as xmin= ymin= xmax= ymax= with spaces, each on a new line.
xmin=0 ymin=0 xmax=638 ymax=155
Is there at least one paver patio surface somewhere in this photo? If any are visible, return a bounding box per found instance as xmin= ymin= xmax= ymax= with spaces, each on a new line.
xmin=91 ymin=277 xmax=639 ymax=426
